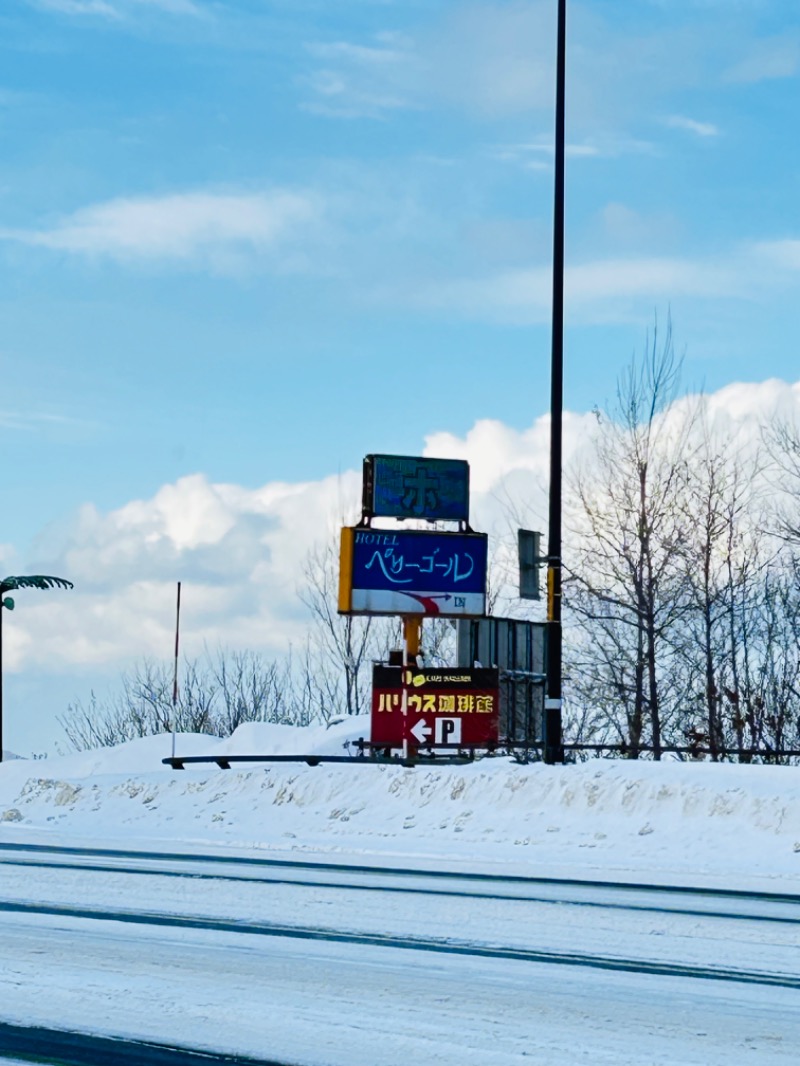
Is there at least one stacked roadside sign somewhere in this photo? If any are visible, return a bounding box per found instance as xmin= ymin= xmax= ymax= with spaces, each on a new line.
xmin=338 ymin=527 xmax=488 ymax=617
xmin=338 ymin=454 xmax=499 ymax=753
xmin=372 ymin=666 xmax=500 ymax=749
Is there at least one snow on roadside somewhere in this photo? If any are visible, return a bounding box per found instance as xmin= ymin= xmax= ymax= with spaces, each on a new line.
xmin=1 ymin=718 xmax=799 ymax=890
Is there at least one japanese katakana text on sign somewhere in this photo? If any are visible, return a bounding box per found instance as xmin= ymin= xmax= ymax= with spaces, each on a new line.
xmin=338 ymin=528 xmax=488 ymax=617
xmin=362 ymin=455 xmax=470 ymax=523
xmin=371 ymin=665 xmax=500 ymax=748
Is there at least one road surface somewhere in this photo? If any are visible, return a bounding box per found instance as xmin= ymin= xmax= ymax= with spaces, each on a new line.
xmin=0 ymin=840 xmax=797 ymax=1065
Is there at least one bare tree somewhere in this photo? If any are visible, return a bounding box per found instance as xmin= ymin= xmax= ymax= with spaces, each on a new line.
xmin=299 ymin=536 xmax=383 ymax=717
xmin=60 ymin=649 xmax=305 ymax=751
xmin=565 ymin=319 xmax=695 ymax=757
xmin=565 ymin=361 xmax=800 ymax=764
xmin=211 ymin=649 xmax=296 ymax=733
xmin=755 ymin=563 xmax=800 ymax=759
xmin=670 ymin=419 xmax=769 ymax=758
xmin=765 ymin=416 xmax=800 ymax=544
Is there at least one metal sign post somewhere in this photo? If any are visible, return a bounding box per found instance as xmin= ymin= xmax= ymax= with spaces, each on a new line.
xmin=171 ymin=581 xmax=181 ymax=761
xmin=401 ymin=637 xmax=409 ymax=761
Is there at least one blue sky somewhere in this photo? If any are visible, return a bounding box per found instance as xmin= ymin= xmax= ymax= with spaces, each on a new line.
xmin=2 ymin=0 xmax=800 ymax=751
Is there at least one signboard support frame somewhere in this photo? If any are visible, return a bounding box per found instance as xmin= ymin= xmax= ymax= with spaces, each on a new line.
xmin=401 ymin=636 xmax=409 ymax=761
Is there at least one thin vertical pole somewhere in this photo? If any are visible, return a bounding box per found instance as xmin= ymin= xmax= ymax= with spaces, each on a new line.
xmin=0 ymin=605 xmax=4 ymax=764
xmin=401 ymin=633 xmax=409 ymax=761
xmin=171 ymin=581 xmax=181 ymax=760
xmin=544 ymin=0 xmax=566 ymax=764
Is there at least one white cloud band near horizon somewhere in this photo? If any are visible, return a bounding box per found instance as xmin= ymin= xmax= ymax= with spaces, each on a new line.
xmin=6 ymin=375 xmax=800 ymax=679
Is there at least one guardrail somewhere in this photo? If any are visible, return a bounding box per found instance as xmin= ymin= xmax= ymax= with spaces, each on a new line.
xmin=161 ymin=740 xmax=800 ymax=769
xmin=162 ymin=741 xmax=483 ymax=770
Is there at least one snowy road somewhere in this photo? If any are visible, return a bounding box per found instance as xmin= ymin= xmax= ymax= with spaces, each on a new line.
xmin=1 ymin=841 xmax=798 ymax=1064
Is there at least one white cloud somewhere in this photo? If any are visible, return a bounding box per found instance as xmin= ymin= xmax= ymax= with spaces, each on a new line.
xmin=409 ymin=254 xmax=741 ymax=324
xmin=0 ymin=410 xmax=92 ymax=432
xmin=129 ymin=0 xmax=203 ymax=13
xmin=704 ymin=378 xmax=800 ymax=426
xmin=500 ymin=142 xmax=600 ymax=162
xmin=597 ymin=203 xmax=682 ymax=250
xmin=299 ymin=3 xmax=718 ymax=132
xmin=753 ymin=239 xmax=800 ymax=272
xmin=13 ymin=377 xmax=800 ymax=678
xmin=725 ymin=35 xmax=800 ymax=83
xmin=307 ymin=40 xmax=410 ymax=68
xmin=495 ymin=138 xmax=657 ymax=172
xmin=566 ymin=257 xmax=735 ymax=303
xmin=13 ymin=470 xmax=362 ymax=673
xmin=34 ymin=0 xmax=120 ymax=16
xmin=423 ymin=2 xmax=557 ymax=117
xmin=426 ymin=419 xmax=549 ymax=496
xmin=33 ymin=0 xmax=204 ymax=16
xmin=665 ymin=115 xmax=720 ymax=137
xmin=382 ymin=227 xmax=800 ymax=324
xmin=302 ymin=36 xmax=416 ymax=119
xmin=1 ymin=190 xmax=320 ymax=269
xmin=301 ymin=5 xmax=561 ymax=120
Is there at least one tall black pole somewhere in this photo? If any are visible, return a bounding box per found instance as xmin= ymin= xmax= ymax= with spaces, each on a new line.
xmin=0 ymin=605 xmax=4 ymax=763
xmin=544 ymin=0 xmax=566 ymax=765
xmin=0 ymin=576 xmax=72 ymax=763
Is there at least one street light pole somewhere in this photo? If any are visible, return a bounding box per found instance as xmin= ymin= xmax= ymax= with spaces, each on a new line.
xmin=544 ymin=0 xmax=566 ymax=765
xmin=0 ymin=604 xmax=4 ymax=761
xmin=0 ymin=575 xmax=73 ymax=762
xmin=0 ymin=593 xmax=15 ymax=763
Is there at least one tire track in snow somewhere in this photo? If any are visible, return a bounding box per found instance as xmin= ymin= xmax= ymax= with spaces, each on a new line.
xmin=0 ymin=843 xmax=798 ymax=926
xmin=1 ymin=897 xmax=798 ymax=991
xmin=0 ymin=1020 xmax=293 ymax=1066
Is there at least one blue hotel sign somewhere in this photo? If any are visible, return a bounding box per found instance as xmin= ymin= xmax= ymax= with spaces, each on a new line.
xmin=339 ymin=527 xmax=488 ymax=617
xmin=362 ymin=454 xmax=470 ymax=523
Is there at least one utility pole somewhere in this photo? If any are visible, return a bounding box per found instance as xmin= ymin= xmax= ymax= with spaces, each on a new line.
xmin=0 ymin=575 xmax=73 ymax=762
xmin=544 ymin=0 xmax=566 ymax=765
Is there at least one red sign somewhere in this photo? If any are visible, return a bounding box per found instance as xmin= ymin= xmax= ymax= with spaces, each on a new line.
xmin=371 ymin=665 xmax=499 ymax=748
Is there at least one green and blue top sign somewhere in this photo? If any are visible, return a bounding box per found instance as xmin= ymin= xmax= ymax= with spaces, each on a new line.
xmin=362 ymin=454 xmax=470 ymax=523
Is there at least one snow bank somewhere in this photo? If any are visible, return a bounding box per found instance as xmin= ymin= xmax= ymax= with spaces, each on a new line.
xmin=1 ymin=722 xmax=799 ymax=890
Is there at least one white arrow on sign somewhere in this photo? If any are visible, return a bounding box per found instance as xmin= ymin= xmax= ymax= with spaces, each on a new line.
xmin=410 ymin=718 xmax=432 ymax=744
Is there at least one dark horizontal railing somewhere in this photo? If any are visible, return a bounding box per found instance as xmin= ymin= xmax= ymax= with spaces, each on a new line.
xmin=162 ymin=742 xmax=480 ymax=770
xmin=162 ymin=739 xmax=800 ymax=769
xmin=498 ymin=740 xmax=800 ymax=760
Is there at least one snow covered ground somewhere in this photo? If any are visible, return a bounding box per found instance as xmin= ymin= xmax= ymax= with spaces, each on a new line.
xmin=2 ymin=721 xmax=800 ymax=1065
xmin=1 ymin=717 xmax=799 ymax=891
